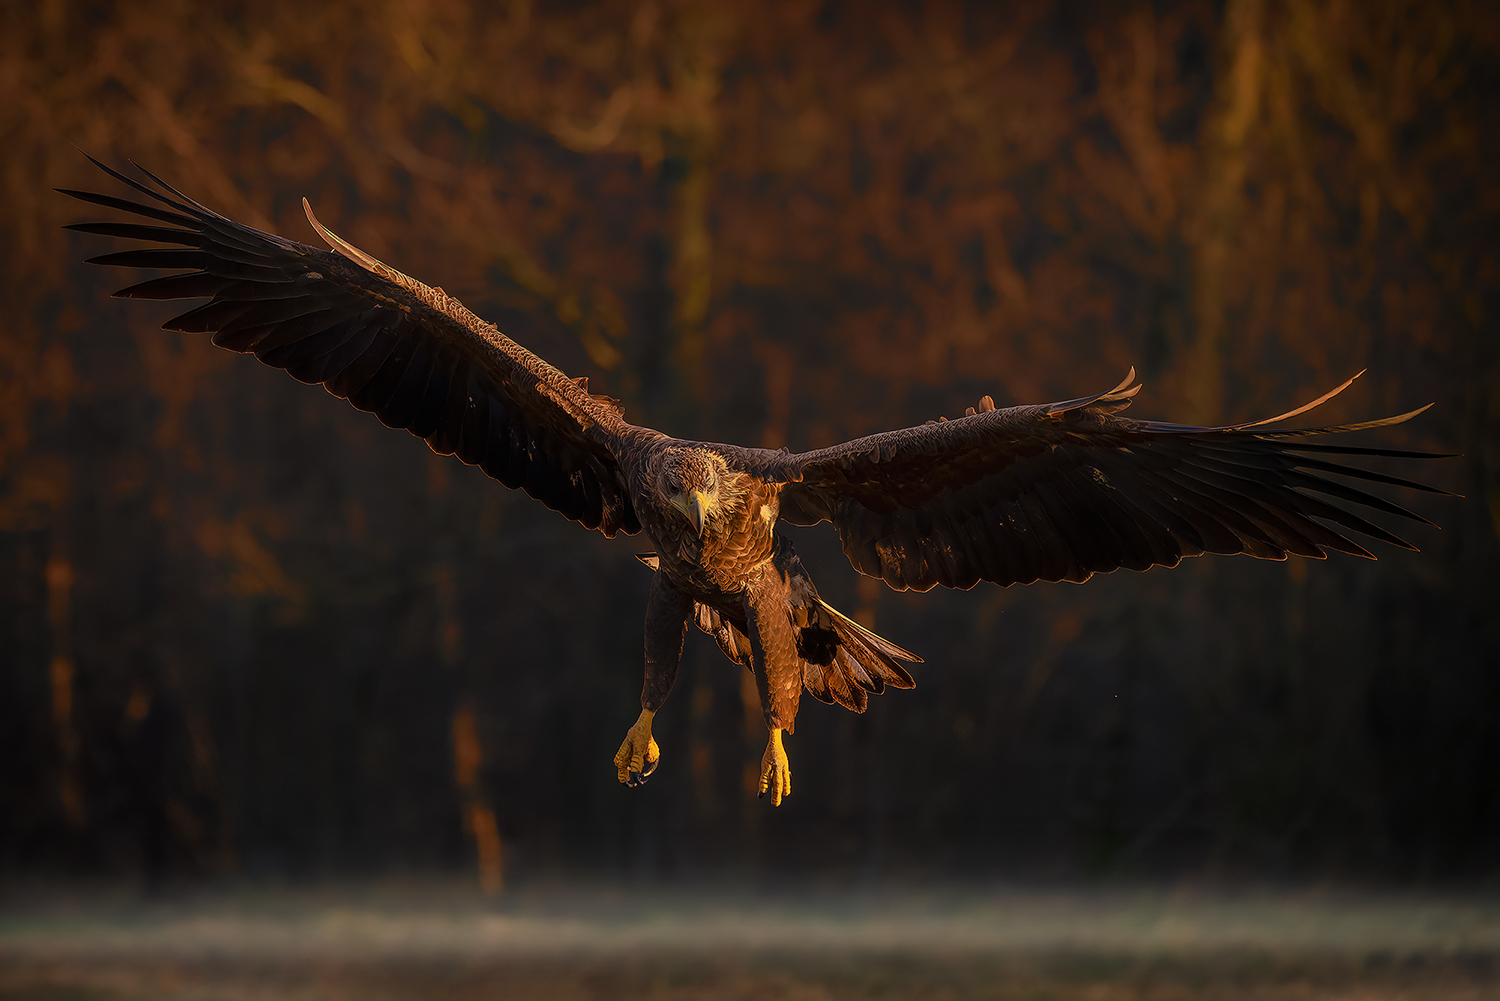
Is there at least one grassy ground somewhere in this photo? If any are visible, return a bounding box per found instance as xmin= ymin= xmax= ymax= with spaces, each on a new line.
xmin=1 ymin=882 xmax=1496 ymax=999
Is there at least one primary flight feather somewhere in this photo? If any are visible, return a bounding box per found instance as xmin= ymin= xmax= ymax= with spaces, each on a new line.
xmin=64 ymin=159 xmax=1449 ymax=805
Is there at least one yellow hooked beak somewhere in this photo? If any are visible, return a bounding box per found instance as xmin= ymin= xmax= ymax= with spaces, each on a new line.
xmin=674 ymin=489 xmax=711 ymax=535
xmin=688 ymin=489 xmax=710 ymax=535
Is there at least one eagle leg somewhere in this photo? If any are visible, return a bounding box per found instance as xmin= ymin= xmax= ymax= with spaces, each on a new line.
xmin=614 ymin=709 xmax=659 ymax=787
xmin=759 ymin=728 xmax=792 ymax=805
xmin=744 ymin=574 xmax=802 ymax=806
xmin=615 ymin=573 xmax=691 ymax=788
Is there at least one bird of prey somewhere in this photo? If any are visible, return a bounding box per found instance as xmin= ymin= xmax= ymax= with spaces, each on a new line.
xmin=63 ymin=159 xmax=1447 ymax=806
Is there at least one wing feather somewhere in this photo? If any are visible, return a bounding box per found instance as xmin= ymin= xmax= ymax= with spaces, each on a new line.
xmin=290 ymin=317 xmax=382 ymax=386
xmin=66 ymin=221 xmax=201 ymax=244
xmin=378 ymin=340 xmax=437 ymax=430
xmin=165 ymin=299 xmax=256 ymax=333
xmin=65 ymin=157 xmax=642 ymax=537
xmin=424 ymin=362 xmax=472 ymax=457
xmin=325 ymin=320 xmax=402 ymax=400
xmin=455 ymin=377 xmax=493 ymax=465
xmin=776 ymin=373 xmax=1448 ymax=590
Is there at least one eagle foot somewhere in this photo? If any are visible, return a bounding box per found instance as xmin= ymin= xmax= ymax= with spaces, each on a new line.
xmin=614 ymin=709 xmax=660 ymax=787
xmin=758 ymin=728 xmax=792 ymax=806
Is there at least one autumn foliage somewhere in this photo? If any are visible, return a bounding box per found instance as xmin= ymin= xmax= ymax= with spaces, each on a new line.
xmin=1 ymin=0 xmax=1495 ymax=882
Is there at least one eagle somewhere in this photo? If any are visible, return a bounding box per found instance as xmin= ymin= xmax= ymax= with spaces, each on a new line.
xmin=63 ymin=159 xmax=1447 ymax=806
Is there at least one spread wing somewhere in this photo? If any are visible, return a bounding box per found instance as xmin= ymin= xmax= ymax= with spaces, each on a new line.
xmin=773 ymin=371 xmax=1451 ymax=591
xmin=62 ymin=158 xmax=644 ymax=536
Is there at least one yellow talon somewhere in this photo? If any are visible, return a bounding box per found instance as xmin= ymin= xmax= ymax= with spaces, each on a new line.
xmin=758 ymin=728 xmax=792 ymax=806
xmin=614 ymin=709 xmax=659 ymax=787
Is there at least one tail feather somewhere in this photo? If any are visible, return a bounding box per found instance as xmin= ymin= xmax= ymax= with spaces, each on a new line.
xmin=790 ymin=572 xmax=919 ymax=713
xmin=803 ymin=657 xmax=833 ymax=705
xmin=843 ymin=650 xmax=882 ymax=694
xmin=820 ymin=650 xmax=865 ymax=712
xmin=814 ymin=596 xmax=922 ymax=667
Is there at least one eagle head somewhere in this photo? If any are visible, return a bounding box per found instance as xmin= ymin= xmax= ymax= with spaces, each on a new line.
xmin=658 ymin=448 xmax=727 ymax=536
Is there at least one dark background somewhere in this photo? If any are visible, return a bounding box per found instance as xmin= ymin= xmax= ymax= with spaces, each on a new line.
xmin=1 ymin=0 xmax=1495 ymax=890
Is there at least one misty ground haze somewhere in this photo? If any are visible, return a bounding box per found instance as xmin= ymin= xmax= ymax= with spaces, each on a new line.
xmin=3 ymin=880 xmax=1498 ymax=999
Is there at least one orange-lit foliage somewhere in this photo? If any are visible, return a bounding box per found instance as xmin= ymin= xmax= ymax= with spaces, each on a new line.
xmin=0 ymin=0 xmax=1495 ymax=878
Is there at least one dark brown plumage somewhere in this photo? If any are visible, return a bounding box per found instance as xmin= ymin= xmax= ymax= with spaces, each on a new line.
xmin=64 ymin=159 xmax=1450 ymax=806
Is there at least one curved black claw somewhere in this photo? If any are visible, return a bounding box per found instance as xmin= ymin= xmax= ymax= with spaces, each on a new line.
xmin=627 ymin=755 xmax=660 ymax=787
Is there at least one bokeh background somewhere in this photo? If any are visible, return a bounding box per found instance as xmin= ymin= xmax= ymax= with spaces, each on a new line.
xmin=2 ymin=0 xmax=1497 ymax=895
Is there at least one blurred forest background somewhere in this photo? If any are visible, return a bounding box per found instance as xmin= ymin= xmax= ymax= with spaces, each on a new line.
xmin=1 ymin=0 xmax=1496 ymax=890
